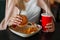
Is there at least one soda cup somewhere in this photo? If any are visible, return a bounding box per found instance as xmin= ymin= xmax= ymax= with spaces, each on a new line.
xmin=41 ymin=13 xmax=52 ymax=31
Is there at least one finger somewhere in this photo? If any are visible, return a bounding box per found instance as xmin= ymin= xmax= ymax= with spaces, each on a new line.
xmin=42 ymin=27 xmax=54 ymax=32
xmin=46 ymin=23 xmax=53 ymax=26
xmin=10 ymin=17 xmax=15 ymax=21
xmin=9 ymin=18 xmax=15 ymax=25
xmin=13 ymin=22 xmax=19 ymax=25
xmin=14 ymin=20 xmax=21 ymax=24
xmin=46 ymin=26 xmax=55 ymax=32
xmin=15 ymin=18 xmax=22 ymax=22
xmin=16 ymin=15 xmax=22 ymax=20
xmin=10 ymin=16 xmax=22 ymax=22
xmin=47 ymin=28 xmax=55 ymax=32
xmin=13 ymin=22 xmax=18 ymax=25
xmin=10 ymin=18 xmax=22 ymax=25
xmin=11 ymin=15 xmax=22 ymax=22
xmin=45 ymin=26 xmax=53 ymax=29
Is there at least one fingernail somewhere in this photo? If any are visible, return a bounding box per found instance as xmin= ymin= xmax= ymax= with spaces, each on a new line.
xmin=19 ymin=20 xmax=22 ymax=22
xmin=13 ymin=23 xmax=17 ymax=25
xmin=14 ymin=21 xmax=17 ymax=23
xmin=17 ymin=22 xmax=21 ymax=24
xmin=16 ymin=18 xmax=20 ymax=20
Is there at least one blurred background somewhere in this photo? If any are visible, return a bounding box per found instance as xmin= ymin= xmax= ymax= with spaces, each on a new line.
xmin=0 ymin=0 xmax=5 ymax=22
xmin=0 ymin=0 xmax=60 ymax=40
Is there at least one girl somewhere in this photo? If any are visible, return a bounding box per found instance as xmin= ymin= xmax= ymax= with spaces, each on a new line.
xmin=0 ymin=0 xmax=55 ymax=32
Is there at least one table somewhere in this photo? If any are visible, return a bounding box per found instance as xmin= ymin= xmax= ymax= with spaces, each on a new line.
xmin=0 ymin=29 xmax=54 ymax=40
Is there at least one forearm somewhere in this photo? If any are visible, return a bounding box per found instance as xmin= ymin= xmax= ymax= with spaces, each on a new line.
xmin=37 ymin=0 xmax=55 ymax=21
xmin=0 ymin=19 xmax=6 ymax=30
xmin=38 ymin=0 xmax=52 ymax=14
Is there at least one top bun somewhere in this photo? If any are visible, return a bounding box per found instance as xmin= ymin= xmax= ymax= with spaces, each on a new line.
xmin=19 ymin=15 xmax=28 ymax=27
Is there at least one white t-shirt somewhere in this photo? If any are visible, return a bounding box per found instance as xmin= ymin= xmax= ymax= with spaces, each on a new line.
xmin=20 ymin=0 xmax=41 ymax=23
xmin=7 ymin=0 xmax=41 ymax=23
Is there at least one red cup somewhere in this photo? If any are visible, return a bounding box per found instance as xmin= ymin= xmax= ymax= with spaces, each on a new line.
xmin=41 ymin=13 xmax=52 ymax=31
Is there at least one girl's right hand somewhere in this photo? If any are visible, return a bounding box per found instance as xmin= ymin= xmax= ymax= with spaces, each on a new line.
xmin=9 ymin=14 xmax=28 ymax=27
xmin=9 ymin=15 xmax=23 ymax=26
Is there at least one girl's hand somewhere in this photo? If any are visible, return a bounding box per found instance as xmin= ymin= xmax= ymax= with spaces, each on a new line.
xmin=8 ymin=14 xmax=28 ymax=27
xmin=44 ymin=20 xmax=55 ymax=32
xmin=9 ymin=15 xmax=23 ymax=26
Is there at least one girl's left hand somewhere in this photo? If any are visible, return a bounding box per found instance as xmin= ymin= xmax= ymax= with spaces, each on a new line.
xmin=44 ymin=20 xmax=55 ymax=32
